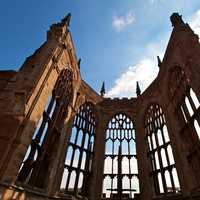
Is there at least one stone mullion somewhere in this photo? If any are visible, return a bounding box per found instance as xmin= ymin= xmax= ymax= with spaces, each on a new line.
xmin=152 ymin=154 xmax=160 ymax=195
xmin=187 ymin=92 xmax=196 ymax=113
xmin=35 ymin=113 xmax=49 ymax=143
xmin=81 ymin=142 xmax=92 ymax=196
xmin=65 ymin=148 xmax=74 ymax=191
xmin=160 ymin=114 xmax=176 ymax=193
xmin=74 ymin=123 xmax=87 ymax=194
xmin=169 ymin=168 xmax=176 ymax=193
xmin=73 ymin=107 xmax=93 ymax=195
xmin=128 ymin=135 xmax=132 ymax=198
xmin=164 ymin=143 xmax=176 ymax=192
xmin=110 ymin=138 xmax=114 ymax=195
xmin=60 ymin=115 xmax=74 ymax=190
xmin=158 ymin=114 xmax=163 ymax=130
xmin=182 ymin=101 xmax=191 ymax=121
xmin=65 ymin=126 xmax=79 ymax=190
xmin=65 ymin=170 xmax=71 ymax=191
xmin=148 ymin=127 xmax=160 ymax=195
xmin=46 ymin=96 xmax=55 ymax=116
xmin=52 ymin=115 xmax=74 ymax=193
xmin=42 ymin=101 xmax=61 ymax=150
xmin=153 ymin=119 xmax=167 ymax=194
xmin=160 ymin=125 xmax=166 ymax=147
xmin=111 ymin=135 xmax=114 ymax=195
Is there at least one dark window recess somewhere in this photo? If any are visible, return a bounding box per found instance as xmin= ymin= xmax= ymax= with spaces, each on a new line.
xmin=180 ymin=88 xmax=200 ymax=139
xmin=17 ymin=68 xmax=73 ymax=188
xmin=60 ymin=102 xmax=96 ymax=196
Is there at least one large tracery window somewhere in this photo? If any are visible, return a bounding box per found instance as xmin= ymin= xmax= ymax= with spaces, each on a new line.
xmin=60 ymin=102 xmax=96 ymax=195
xmin=169 ymin=66 xmax=200 ymax=141
xmin=180 ymin=88 xmax=200 ymax=140
xmin=17 ymin=68 xmax=73 ymax=187
xmin=145 ymin=104 xmax=180 ymax=195
xmin=168 ymin=65 xmax=200 ymax=188
xmin=102 ymin=113 xmax=139 ymax=199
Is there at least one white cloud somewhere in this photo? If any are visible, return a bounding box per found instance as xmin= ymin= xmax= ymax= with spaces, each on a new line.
xmin=106 ymin=59 xmax=158 ymax=98
xmin=106 ymin=38 xmax=166 ymax=98
xmin=189 ymin=10 xmax=200 ymax=37
xmin=112 ymin=10 xmax=135 ymax=32
xmin=107 ymin=10 xmax=200 ymax=98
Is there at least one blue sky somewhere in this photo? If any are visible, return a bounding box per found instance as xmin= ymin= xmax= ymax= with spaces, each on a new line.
xmin=1 ymin=0 xmax=200 ymax=97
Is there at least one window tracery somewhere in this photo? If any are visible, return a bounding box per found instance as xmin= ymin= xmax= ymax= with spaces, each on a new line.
xmin=168 ymin=65 xmax=200 ymax=187
xmin=169 ymin=66 xmax=200 ymax=140
xmin=17 ymin=68 xmax=73 ymax=187
xmin=180 ymin=88 xmax=200 ymax=139
xmin=145 ymin=104 xmax=180 ymax=195
xmin=102 ymin=113 xmax=139 ymax=199
xmin=60 ymin=102 xmax=96 ymax=195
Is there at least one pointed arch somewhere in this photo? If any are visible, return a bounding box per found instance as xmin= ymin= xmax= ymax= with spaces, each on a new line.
xmin=102 ymin=113 xmax=139 ymax=198
xmin=60 ymin=101 xmax=96 ymax=195
xmin=17 ymin=68 xmax=74 ymax=186
xmin=145 ymin=104 xmax=181 ymax=195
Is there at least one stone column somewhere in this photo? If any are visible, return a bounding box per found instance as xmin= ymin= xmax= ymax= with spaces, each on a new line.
xmin=136 ymin=106 xmax=154 ymax=200
xmin=89 ymin=109 xmax=107 ymax=200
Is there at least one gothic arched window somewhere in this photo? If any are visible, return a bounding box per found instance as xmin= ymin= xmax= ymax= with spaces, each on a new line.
xmin=102 ymin=113 xmax=139 ymax=198
xmin=60 ymin=102 xmax=96 ymax=195
xmin=180 ymin=88 xmax=200 ymax=139
xmin=168 ymin=66 xmax=200 ymax=140
xmin=145 ymin=104 xmax=180 ymax=195
xmin=17 ymin=68 xmax=73 ymax=187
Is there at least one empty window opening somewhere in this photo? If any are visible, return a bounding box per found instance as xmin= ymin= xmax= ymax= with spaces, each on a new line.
xmin=60 ymin=102 xmax=96 ymax=195
xmin=145 ymin=104 xmax=181 ymax=195
xmin=102 ymin=113 xmax=139 ymax=199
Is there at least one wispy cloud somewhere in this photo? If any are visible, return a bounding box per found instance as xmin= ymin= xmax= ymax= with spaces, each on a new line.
xmin=106 ymin=59 xmax=159 ymax=98
xmin=106 ymin=38 xmax=166 ymax=98
xmin=112 ymin=10 xmax=135 ymax=32
xmin=189 ymin=10 xmax=200 ymax=37
xmin=107 ymin=10 xmax=200 ymax=98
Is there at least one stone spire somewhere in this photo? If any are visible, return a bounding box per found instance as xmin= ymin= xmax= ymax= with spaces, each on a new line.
xmin=47 ymin=13 xmax=71 ymax=40
xmin=157 ymin=56 xmax=162 ymax=68
xmin=61 ymin=13 xmax=71 ymax=27
xmin=136 ymin=81 xmax=141 ymax=97
xmin=170 ymin=13 xmax=185 ymax=27
xmin=100 ymin=81 xmax=105 ymax=97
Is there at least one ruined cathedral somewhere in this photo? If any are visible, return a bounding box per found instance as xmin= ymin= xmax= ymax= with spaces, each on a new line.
xmin=0 ymin=12 xmax=200 ymax=200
